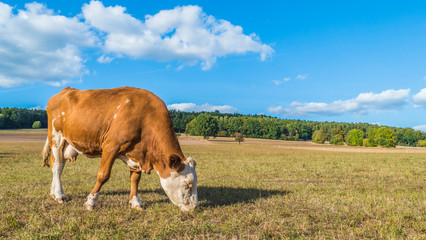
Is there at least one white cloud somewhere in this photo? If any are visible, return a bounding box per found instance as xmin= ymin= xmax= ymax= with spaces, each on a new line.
xmin=267 ymin=106 xmax=285 ymax=114
xmin=97 ymin=55 xmax=114 ymax=63
xmin=82 ymin=1 xmax=273 ymax=70
xmin=272 ymin=80 xmax=282 ymax=86
xmin=268 ymin=89 xmax=411 ymax=116
xmin=0 ymin=1 xmax=272 ymax=87
xmin=413 ymin=88 xmax=426 ymax=108
xmin=272 ymin=77 xmax=290 ymax=86
xmin=413 ymin=125 xmax=426 ymax=132
xmin=167 ymin=103 xmax=238 ymax=113
xmin=296 ymin=74 xmax=308 ymax=80
xmin=29 ymin=106 xmax=45 ymax=110
xmin=0 ymin=2 xmax=98 ymax=87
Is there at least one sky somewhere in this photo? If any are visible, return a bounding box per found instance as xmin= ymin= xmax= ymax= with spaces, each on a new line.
xmin=0 ymin=0 xmax=425 ymax=131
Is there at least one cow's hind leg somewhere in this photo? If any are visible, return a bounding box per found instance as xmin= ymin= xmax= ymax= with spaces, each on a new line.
xmin=84 ymin=146 xmax=118 ymax=210
xmin=50 ymin=135 xmax=66 ymax=202
xmin=129 ymin=170 xmax=143 ymax=210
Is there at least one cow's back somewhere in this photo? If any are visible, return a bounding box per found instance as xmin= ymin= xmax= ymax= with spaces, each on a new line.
xmin=47 ymin=87 xmax=173 ymax=155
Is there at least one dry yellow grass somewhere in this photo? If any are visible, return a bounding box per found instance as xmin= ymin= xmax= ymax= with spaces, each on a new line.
xmin=0 ymin=135 xmax=425 ymax=239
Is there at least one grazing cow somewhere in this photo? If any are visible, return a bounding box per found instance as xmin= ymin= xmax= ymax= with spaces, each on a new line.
xmin=42 ymin=87 xmax=198 ymax=211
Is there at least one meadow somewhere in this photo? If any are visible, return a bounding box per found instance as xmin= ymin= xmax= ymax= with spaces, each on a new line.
xmin=0 ymin=132 xmax=425 ymax=239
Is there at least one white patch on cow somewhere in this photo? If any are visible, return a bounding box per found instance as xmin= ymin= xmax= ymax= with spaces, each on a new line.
xmin=157 ymin=162 xmax=198 ymax=212
xmin=85 ymin=192 xmax=99 ymax=208
xmin=129 ymin=195 xmax=143 ymax=208
xmin=50 ymin=163 xmax=65 ymax=200
xmin=117 ymin=104 xmax=121 ymax=109
xmin=114 ymin=114 xmax=117 ymax=119
xmin=125 ymin=98 xmax=130 ymax=103
xmin=61 ymin=112 xmax=65 ymax=116
xmin=118 ymin=156 xmax=142 ymax=171
xmin=50 ymin=118 xmax=66 ymax=200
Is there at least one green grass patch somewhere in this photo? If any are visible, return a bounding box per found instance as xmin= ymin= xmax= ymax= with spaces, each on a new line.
xmin=0 ymin=141 xmax=425 ymax=238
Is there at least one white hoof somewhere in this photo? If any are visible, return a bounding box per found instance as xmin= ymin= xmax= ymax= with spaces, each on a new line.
xmin=50 ymin=193 xmax=66 ymax=203
xmin=84 ymin=202 xmax=94 ymax=211
xmin=129 ymin=195 xmax=143 ymax=210
xmin=84 ymin=193 xmax=99 ymax=210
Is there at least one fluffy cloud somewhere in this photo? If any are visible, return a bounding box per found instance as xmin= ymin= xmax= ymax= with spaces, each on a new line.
xmin=268 ymin=89 xmax=411 ymax=116
xmin=413 ymin=125 xmax=426 ymax=132
xmin=0 ymin=1 xmax=273 ymax=87
xmin=0 ymin=2 xmax=98 ymax=87
xmin=167 ymin=103 xmax=238 ymax=113
xmin=97 ymin=55 xmax=114 ymax=63
xmin=413 ymin=88 xmax=426 ymax=108
xmin=82 ymin=1 xmax=273 ymax=70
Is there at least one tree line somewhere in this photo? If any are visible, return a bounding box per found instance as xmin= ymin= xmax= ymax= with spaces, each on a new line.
xmin=1 ymin=108 xmax=425 ymax=147
xmin=171 ymin=110 xmax=426 ymax=147
xmin=0 ymin=108 xmax=47 ymax=129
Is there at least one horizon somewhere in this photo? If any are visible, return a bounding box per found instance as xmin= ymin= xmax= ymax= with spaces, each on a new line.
xmin=0 ymin=106 xmax=421 ymax=132
xmin=0 ymin=0 xmax=425 ymax=131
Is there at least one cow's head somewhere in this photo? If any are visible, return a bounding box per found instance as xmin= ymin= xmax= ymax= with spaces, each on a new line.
xmin=158 ymin=156 xmax=198 ymax=212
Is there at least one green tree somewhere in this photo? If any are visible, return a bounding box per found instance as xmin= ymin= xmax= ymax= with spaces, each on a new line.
xmin=187 ymin=113 xmax=219 ymax=139
xmin=347 ymin=129 xmax=364 ymax=146
xmin=32 ymin=121 xmax=42 ymax=129
xmin=227 ymin=117 xmax=243 ymax=135
xmin=0 ymin=114 xmax=5 ymax=129
xmin=312 ymin=130 xmax=326 ymax=144
xmin=365 ymin=128 xmax=378 ymax=147
xmin=330 ymin=134 xmax=344 ymax=145
xmin=242 ymin=117 xmax=261 ymax=138
xmin=376 ymin=126 xmax=396 ymax=147
xmin=402 ymin=128 xmax=423 ymax=146
xmin=285 ymin=122 xmax=299 ymax=141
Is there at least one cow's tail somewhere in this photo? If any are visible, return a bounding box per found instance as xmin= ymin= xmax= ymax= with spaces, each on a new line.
xmin=42 ymin=137 xmax=51 ymax=168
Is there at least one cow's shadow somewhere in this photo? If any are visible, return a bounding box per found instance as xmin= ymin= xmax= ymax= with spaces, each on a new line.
xmin=197 ymin=186 xmax=289 ymax=208
xmin=104 ymin=186 xmax=289 ymax=208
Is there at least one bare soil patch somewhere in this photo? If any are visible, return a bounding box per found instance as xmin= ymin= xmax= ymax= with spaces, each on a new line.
xmin=180 ymin=136 xmax=426 ymax=154
xmin=0 ymin=131 xmax=47 ymax=142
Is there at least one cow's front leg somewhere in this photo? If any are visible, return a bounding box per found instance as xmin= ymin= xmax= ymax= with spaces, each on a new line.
xmin=84 ymin=147 xmax=118 ymax=210
xmin=129 ymin=170 xmax=143 ymax=210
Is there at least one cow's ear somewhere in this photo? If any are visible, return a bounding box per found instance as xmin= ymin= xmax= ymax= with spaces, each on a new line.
xmin=168 ymin=154 xmax=182 ymax=170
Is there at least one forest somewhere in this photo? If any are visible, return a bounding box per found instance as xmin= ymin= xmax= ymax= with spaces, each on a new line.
xmin=1 ymin=108 xmax=425 ymax=147
xmin=0 ymin=108 xmax=47 ymax=129
xmin=171 ymin=110 xmax=426 ymax=147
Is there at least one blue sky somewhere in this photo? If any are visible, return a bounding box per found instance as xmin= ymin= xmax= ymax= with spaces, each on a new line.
xmin=0 ymin=0 xmax=425 ymax=131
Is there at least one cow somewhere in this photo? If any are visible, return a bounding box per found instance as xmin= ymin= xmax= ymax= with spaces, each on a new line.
xmin=42 ymin=87 xmax=198 ymax=212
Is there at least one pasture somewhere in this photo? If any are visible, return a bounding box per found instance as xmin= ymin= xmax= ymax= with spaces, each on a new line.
xmin=0 ymin=131 xmax=425 ymax=239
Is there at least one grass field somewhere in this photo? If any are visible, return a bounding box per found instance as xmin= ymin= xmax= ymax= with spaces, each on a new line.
xmin=0 ymin=133 xmax=425 ymax=239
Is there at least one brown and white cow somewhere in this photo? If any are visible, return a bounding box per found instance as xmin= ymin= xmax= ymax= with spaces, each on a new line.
xmin=42 ymin=87 xmax=198 ymax=211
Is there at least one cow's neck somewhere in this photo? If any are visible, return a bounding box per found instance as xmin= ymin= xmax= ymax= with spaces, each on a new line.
xmin=145 ymin=130 xmax=184 ymax=178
